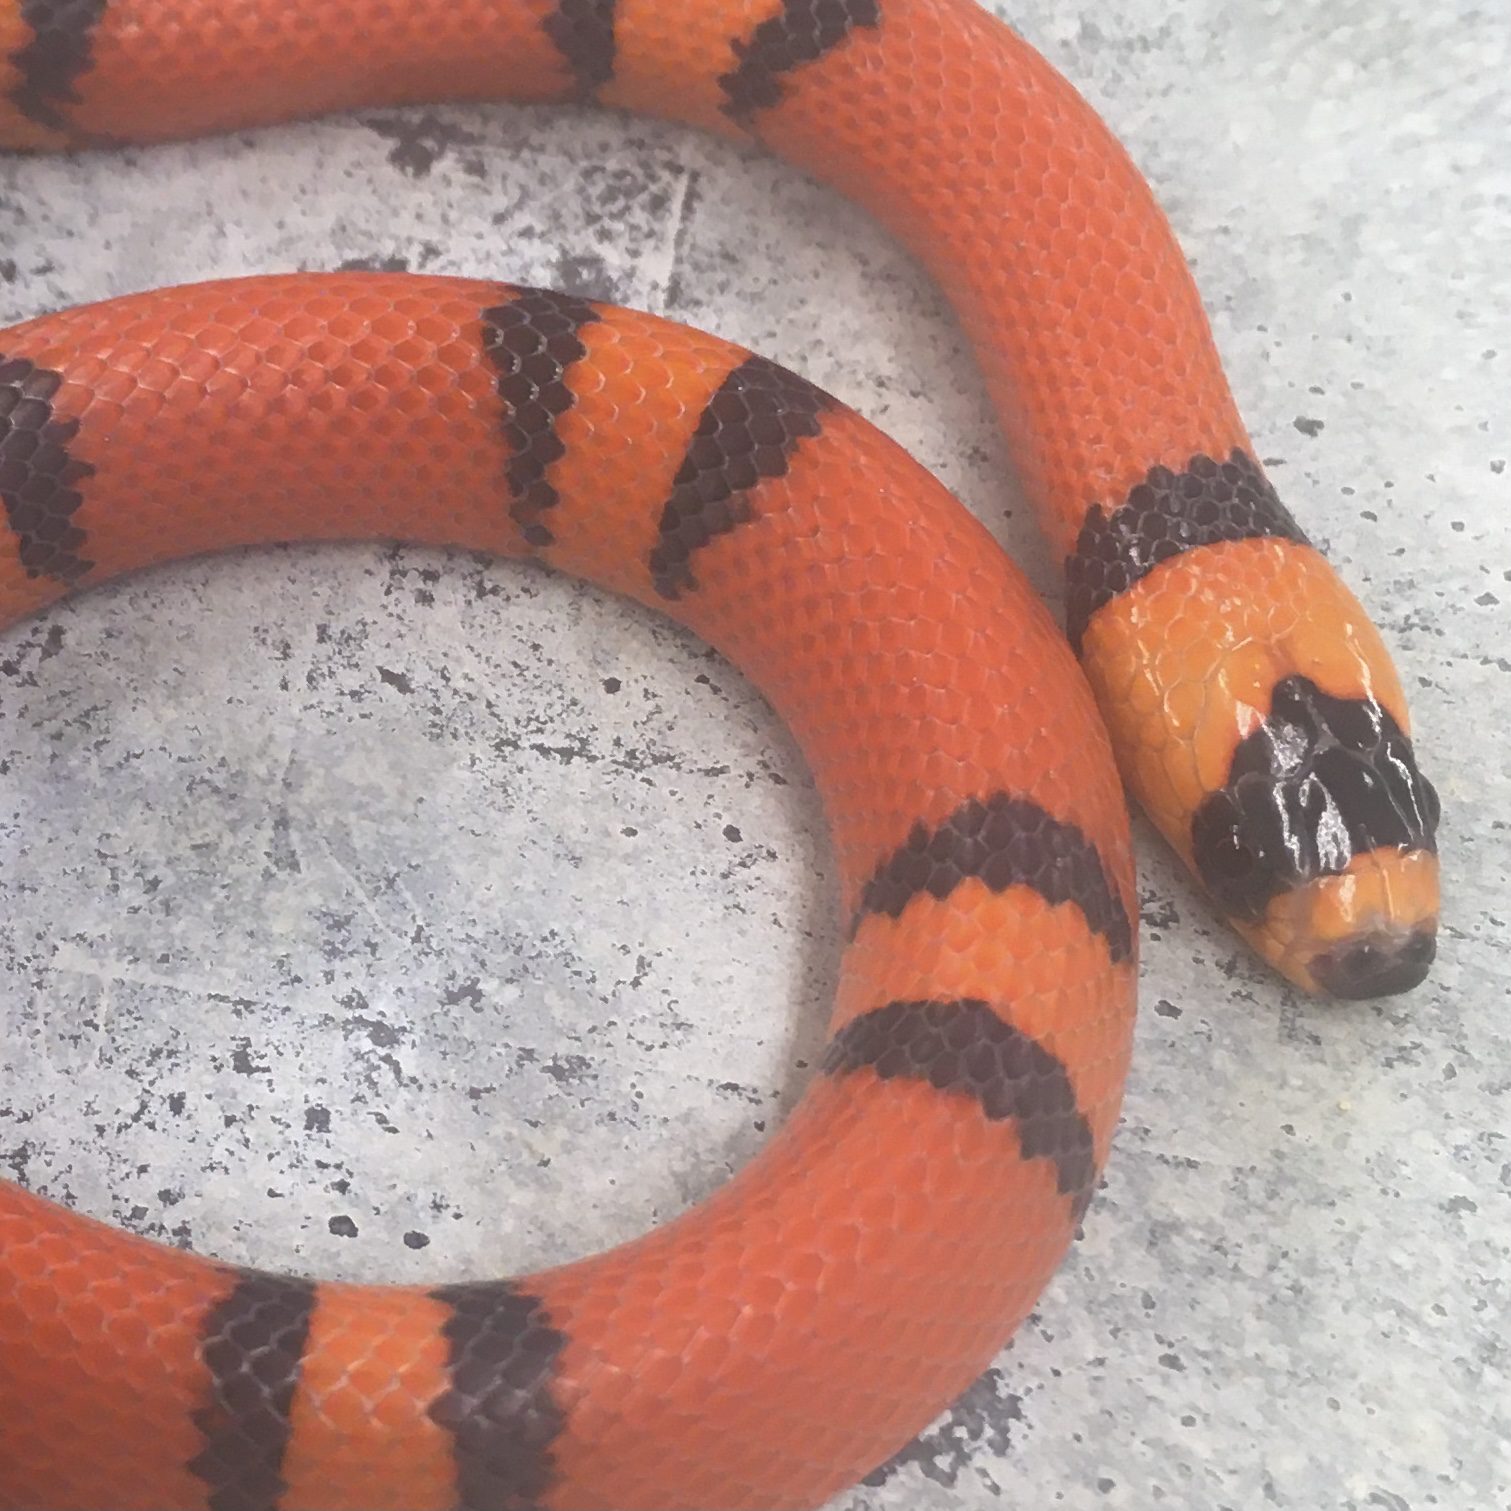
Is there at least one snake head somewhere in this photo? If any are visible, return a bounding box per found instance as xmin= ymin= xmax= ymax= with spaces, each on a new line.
xmin=1192 ymin=676 xmax=1440 ymax=997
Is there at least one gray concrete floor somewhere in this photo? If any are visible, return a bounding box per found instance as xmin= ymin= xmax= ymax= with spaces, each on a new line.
xmin=2 ymin=2 xmax=1507 ymax=1506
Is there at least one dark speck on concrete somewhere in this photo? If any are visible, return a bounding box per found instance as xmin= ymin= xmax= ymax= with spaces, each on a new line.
xmin=230 ymin=1042 xmax=270 ymax=1077
xmin=359 ymin=112 xmax=479 ymax=177
xmin=443 ymin=977 xmax=484 ymax=1009
xmin=541 ymin=1054 xmax=593 ymax=1085
xmin=328 ymin=1214 xmax=359 ymax=1238
xmin=338 ymin=252 xmax=410 ymax=273
xmin=554 ymin=250 xmax=616 ymax=300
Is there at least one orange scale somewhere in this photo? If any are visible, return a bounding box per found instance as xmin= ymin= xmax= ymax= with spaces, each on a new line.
xmin=538 ymin=1075 xmax=1073 ymax=1509
xmin=279 ymin=1285 xmax=456 ymax=1511
xmin=837 ymin=888 xmax=1131 ymax=1113
xmin=0 ymin=1194 xmax=230 ymax=1511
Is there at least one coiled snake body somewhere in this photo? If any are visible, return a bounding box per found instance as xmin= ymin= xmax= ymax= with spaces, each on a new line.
xmin=0 ymin=1 xmax=1440 ymax=1507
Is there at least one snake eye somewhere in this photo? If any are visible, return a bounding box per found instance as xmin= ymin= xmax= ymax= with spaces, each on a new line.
xmin=1192 ymin=790 xmax=1279 ymax=919
xmin=1208 ymin=829 xmax=1257 ymax=880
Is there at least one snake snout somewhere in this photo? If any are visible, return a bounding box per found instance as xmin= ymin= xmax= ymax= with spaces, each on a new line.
xmin=1310 ymin=925 xmax=1437 ymax=1000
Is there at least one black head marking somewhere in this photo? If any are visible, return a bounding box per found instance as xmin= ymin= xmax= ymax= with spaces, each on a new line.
xmin=1192 ymin=676 xmax=1439 ymax=921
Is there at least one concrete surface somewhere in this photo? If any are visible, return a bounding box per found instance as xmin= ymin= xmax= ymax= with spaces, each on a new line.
xmin=2 ymin=1 xmax=1507 ymax=1506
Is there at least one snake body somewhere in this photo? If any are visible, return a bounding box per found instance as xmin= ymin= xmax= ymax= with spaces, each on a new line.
xmin=0 ymin=1 xmax=1440 ymax=1508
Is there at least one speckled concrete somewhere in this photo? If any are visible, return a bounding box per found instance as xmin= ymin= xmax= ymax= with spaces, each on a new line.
xmin=1 ymin=2 xmax=1507 ymax=1507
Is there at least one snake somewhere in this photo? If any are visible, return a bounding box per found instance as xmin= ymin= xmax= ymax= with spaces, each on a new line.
xmin=0 ymin=0 xmax=1442 ymax=1507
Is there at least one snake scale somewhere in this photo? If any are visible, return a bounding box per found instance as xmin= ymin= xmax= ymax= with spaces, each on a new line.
xmin=0 ymin=0 xmax=1440 ymax=1506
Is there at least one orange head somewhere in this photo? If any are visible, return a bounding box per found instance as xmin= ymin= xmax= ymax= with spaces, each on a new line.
xmin=1075 ymin=528 xmax=1441 ymax=1001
